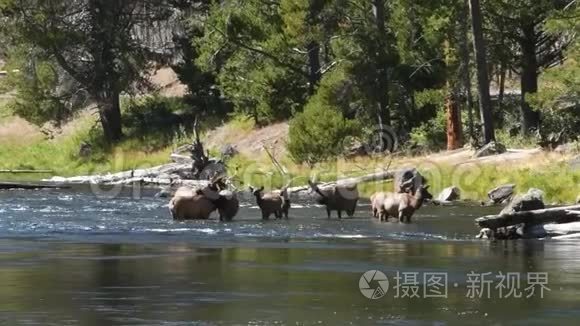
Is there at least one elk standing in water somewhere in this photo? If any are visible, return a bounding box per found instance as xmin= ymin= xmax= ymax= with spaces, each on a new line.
xmin=250 ymin=186 xmax=287 ymax=220
xmin=308 ymin=180 xmax=359 ymax=219
xmin=379 ymin=184 xmax=433 ymax=223
xmin=169 ymin=174 xmax=239 ymax=221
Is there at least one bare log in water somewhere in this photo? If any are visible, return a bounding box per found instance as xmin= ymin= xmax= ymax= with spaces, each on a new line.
xmin=475 ymin=204 xmax=580 ymax=229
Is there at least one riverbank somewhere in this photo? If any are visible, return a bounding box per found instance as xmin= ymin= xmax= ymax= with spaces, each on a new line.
xmin=2 ymin=110 xmax=580 ymax=203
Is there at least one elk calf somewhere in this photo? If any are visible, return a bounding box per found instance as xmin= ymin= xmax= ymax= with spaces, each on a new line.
xmin=250 ymin=186 xmax=286 ymax=220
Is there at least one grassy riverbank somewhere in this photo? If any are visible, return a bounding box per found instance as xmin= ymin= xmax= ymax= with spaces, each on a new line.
xmin=1 ymin=109 xmax=579 ymax=203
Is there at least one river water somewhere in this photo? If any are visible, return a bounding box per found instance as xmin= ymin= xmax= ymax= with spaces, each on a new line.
xmin=1 ymin=188 xmax=580 ymax=325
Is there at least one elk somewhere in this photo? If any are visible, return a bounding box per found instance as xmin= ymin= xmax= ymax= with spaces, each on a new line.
xmin=168 ymin=186 xmax=216 ymax=220
xmin=370 ymin=192 xmax=388 ymax=218
xmin=369 ymin=177 xmax=416 ymax=219
xmin=249 ymin=186 xmax=286 ymax=220
xmin=308 ymin=180 xmax=359 ymax=219
xmin=203 ymin=174 xmax=239 ymax=221
xmin=379 ymin=184 xmax=433 ymax=223
xmin=169 ymin=174 xmax=239 ymax=221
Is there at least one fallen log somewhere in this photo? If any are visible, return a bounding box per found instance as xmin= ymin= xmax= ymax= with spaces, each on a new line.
xmin=286 ymin=169 xmax=401 ymax=194
xmin=475 ymin=204 xmax=580 ymax=229
xmin=552 ymin=233 xmax=580 ymax=240
xmin=543 ymin=221 xmax=580 ymax=236
xmin=170 ymin=154 xmax=193 ymax=164
xmin=42 ymin=163 xmax=192 ymax=185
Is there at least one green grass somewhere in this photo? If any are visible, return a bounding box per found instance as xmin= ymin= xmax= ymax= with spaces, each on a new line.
xmin=228 ymin=152 xmax=580 ymax=204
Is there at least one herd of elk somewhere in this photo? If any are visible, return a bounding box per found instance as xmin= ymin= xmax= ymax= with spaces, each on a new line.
xmin=169 ymin=173 xmax=432 ymax=223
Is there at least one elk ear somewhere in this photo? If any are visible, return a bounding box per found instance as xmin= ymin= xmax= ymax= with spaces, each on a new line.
xmin=424 ymin=185 xmax=430 ymax=190
xmin=249 ymin=186 xmax=254 ymax=192
xmin=259 ymin=186 xmax=264 ymax=192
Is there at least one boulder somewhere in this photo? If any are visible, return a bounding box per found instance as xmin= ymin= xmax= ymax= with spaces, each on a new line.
xmin=155 ymin=187 xmax=172 ymax=198
xmin=437 ymin=186 xmax=461 ymax=202
xmin=487 ymin=184 xmax=516 ymax=204
xmin=78 ymin=142 xmax=92 ymax=158
xmin=473 ymin=141 xmax=507 ymax=158
xmin=499 ymin=188 xmax=545 ymax=215
xmin=220 ymin=144 xmax=238 ymax=159
xmin=393 ymin=168 xmax=427 ymax=194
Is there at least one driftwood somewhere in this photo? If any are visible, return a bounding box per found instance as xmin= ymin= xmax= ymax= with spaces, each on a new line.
xmin=475 ymin=204 xmax=580 ymax=229
xmin=43 ymin=163 xmax=193 ymax=185
xmin=263 ymin=145 xmax=287 ymax=175
xmin=286 ymin=169 xmax=401 ymax=195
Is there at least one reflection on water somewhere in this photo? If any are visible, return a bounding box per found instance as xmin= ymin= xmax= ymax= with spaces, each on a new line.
xmin=1 ymin=189 xmax=580 ymax=325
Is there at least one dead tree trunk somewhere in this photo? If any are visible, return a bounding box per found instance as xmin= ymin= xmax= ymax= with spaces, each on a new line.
xmin=475 ymin=204 xmax=580 ymax=230
xmin=468 ymin=0 xmax=495 ymax=144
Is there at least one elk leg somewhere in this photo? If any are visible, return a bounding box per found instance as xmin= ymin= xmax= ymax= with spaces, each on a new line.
xmin=326 ymin=208 xmax=331 ymax=218
xmin=398 ymin=211 xmax=405 ymax=223
xmin=337 ymin=210 xmax=342 ymax=219
xmin=262 ymin=211 xmax=269 ymax=220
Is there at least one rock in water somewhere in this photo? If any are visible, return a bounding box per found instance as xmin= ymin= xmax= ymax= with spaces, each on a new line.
xmin=488 ymin=184 xmax=515 ymax=204
xmin=500 ymin=188 xmax=545 ymax=215
xmin=155 ymin=187 xmax=172 ymax=198
xmin=437 ymin=186 xmax=461 ymax=202
xmin=473 ymin=141 xmax=507 ymax=158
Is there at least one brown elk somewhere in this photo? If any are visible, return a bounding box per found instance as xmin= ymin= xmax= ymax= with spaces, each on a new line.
xmin=250 ymin=186 xmax=287 ymax=220
xmin=169 ymin=186 xmax=216 ymax=220
xmin=169 ymin=174 xmax=239 ymax=221
xmin=308 ymin=180 xmax=359 ymax=219
xmin=378 ymin=184 xmax=433 ymax=223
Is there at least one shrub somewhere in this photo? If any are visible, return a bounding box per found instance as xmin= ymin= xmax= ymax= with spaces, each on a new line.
xmin=409 ymin=107 xmax=447 ymax=150
xmin=288 ymin=102 xmax=361 ymax=165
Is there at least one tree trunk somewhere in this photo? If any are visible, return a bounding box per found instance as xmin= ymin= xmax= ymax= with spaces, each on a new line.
xmin=468 ymin=0 xmax=495 ymax=144
xmin=307 ymin=41 xmax=321 ymax=94
xmin=444 ymin=38 xmax=463 ymax=150
xmin=519 ymin=23 xmax=541 ymax=134
xmin=459 ymin=0 xmax=475 ymax=142
xmin=97 ymin=93 xmax=123 ymax=143
xmin=446 ymin=86 xmax=463 ymax=150
xmin=372 ymin=0 xmax=390 ymax=127
xmin=498 ymin=59 xmax=506 ymax=112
